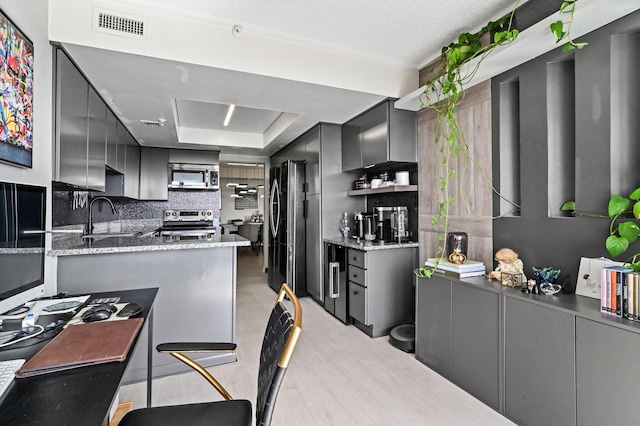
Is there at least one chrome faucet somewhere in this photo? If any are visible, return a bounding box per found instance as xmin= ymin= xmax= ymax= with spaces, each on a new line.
xmin=86 ymin=197 xmax=118 ymax=235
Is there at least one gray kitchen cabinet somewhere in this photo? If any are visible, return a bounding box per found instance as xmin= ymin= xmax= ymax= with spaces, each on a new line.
xmin=504 ymin=296 xmax=576 ymax=426
xmin=86 ymin=86 xmax=107 ymax=192
xmin=415 ymin=274 xmax=451 ymax=377
xmin=575 ymin=317 xmax=640 ymax=425
xmin=341 ymin=114 xmax=363 ymax=172
xmin=451 ymin=281 xmax=500 ymax=409
xmin=105 ymin=109 xmax=122 ymax=172
xmin=54 ymin=50 xmax=91 ymax=189
xmin=116 ymin=121 xmax=128 ymax=173
xmin=303 ymin=127 xmax=321 ymax=195
xmin=341 ymin=99 xmax=417 ymax=171
xmin=124 ymin=132 xmax=140 ymax=199
xmin=360 ymin=102 xmax=388 ymax=167
xmin=139 ymin=147 xmax=169 ymax=200
xmin=416 ymin=275 xmax=503 ymax=410
xmin=347 ymin=247 xmax=416 ymax=337
xmin=168 ymin=149 xmax=220 ymax=165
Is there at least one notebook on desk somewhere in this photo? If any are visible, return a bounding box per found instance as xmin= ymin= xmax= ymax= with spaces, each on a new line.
xmin=16 ymin=318 xmax=143 ymax=378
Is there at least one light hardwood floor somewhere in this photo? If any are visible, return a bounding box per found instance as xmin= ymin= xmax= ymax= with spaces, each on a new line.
xmin=120 ymin=253 xmax=514 ymax=425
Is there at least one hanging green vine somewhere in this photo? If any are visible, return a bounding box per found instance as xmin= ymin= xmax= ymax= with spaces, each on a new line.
xmin=550 ymin=0 xmax=588 ymax=52
xmin=562 ymin=188 xmax=640 ymax=272
xmin=415 ymin=8 xmax=521 ymax=278
xmin=415 ymin=0 xmax=585 ymax=279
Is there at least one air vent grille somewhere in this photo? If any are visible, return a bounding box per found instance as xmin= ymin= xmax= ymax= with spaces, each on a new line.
xmin=93 ymin=8 xmax=147 ymax=38
xmin=140 ymin=119 xmax=165 ymax=128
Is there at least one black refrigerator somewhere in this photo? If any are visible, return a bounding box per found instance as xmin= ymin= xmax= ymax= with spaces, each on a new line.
xmin=324 ymin=242 xmax=349 ymax=323
xmin=268 ymin=160 xmax=307 ymax=296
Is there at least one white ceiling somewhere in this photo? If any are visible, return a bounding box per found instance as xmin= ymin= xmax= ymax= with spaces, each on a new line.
xmin=52 ymin=0 xmax=522 ymax=157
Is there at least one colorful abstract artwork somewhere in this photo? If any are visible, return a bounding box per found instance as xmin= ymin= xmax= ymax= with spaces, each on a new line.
xmin=0 ymin=9 xmax=33 ymax=168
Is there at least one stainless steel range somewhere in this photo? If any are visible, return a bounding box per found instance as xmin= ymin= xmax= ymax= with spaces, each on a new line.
xmin=159 ymin=209 xmax=216 ymax=241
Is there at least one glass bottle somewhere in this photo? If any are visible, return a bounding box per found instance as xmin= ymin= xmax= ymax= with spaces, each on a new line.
xmin=340 ymin=212 xmax=350 ymax=239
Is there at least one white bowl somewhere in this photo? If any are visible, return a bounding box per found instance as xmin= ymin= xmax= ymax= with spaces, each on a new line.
xmin=370 ymin=179 xmax=383 ymax=189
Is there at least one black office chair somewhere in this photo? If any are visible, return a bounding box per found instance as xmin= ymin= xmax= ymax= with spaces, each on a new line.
xmin=119 ymin=283 xmax=302 ymax=426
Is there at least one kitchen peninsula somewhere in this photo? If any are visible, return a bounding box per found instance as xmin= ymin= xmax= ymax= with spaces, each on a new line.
xmin=49 ymin=229 xmax=250 ymax=383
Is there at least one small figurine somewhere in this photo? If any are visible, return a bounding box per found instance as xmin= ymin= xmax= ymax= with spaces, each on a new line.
xmin=488 ymin=248 xmax=527 ymax=285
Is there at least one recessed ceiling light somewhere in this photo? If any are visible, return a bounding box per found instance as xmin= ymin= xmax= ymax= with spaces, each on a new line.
xmin=226 ymin=162 xmax=258 ymax=167
xmin=223 ymin=104 xmax=235 ymax=126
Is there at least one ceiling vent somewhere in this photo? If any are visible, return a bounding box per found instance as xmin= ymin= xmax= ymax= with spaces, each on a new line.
xmin=93 ymin=8 xmax=147 ymax=39
xmin=140 ymin=119 xmax=165 ymax=128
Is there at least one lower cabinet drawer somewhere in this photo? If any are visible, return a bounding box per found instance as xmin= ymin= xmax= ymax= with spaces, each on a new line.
xmin=348 ymin=249 xmax=366 ymax=269
xmin=349 ymin=282 xmax=367 ymax=324
xmin=348 ymin=265 xmax=366 ymax=286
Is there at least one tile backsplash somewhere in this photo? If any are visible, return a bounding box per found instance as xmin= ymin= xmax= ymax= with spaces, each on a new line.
xmin=53 ymin=190 xmax=221 ymax=228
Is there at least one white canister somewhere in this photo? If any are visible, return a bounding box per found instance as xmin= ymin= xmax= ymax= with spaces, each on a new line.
xmin=395 ymin=171 xmax=409 ymax=186
xmin=370 ymin=178 xmax=383 ymax=189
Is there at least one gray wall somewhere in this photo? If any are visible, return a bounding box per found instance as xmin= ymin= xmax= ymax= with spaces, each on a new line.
xmin=492 ymin=9 xmax=640 ymax=284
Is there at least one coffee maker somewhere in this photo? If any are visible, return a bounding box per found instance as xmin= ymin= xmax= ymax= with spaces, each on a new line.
xmin=373 ymin=206 xmax=409 ymax=242
xmin=353 ymin=212 xmax=375 ymax=241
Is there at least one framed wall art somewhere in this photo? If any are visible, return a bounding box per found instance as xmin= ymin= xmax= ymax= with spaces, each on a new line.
xmin=0 ymin=9 xmax=34 ymax=168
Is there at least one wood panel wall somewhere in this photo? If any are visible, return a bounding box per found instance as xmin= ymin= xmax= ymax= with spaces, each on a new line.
xmin=418 ymin=81 xmax=494 ymax=268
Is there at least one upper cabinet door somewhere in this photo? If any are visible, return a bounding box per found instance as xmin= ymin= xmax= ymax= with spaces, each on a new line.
xmin=341 ymin=115 xmax=362 ymax=172
xmin=116 ymin=121 xmax=127 ymax=174
xmin=124 ymin=132 xmax=140 ymax=199
xmin=139 ymin=147 xmax=169 ymax=200
xmin=55 ymin=50 xmax=89 ymax=188
xmin=105 ymin=109 xmax=119 ymax=171
xmin=360 ymin=102 xmax=388 ymax=168
xmin=86 ymin=86 xmax=107 ymax=192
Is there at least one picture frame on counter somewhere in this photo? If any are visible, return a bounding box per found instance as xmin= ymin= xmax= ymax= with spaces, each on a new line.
xmin=0 ymin=8 xmax=34 ymax=168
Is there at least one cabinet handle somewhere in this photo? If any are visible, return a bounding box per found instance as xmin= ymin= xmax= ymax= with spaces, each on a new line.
xmin=353 ymin=290 xmax=359 ymax=295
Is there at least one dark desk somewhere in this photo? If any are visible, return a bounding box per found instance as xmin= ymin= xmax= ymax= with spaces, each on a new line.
xmin=0 ymin=287 xmax=157 ymax=425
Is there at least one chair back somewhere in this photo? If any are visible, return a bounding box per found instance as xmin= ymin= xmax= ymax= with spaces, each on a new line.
xmin=256 ymin=283 xmax=302 ymax=426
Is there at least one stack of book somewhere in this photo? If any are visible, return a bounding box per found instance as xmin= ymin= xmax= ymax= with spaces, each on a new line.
xmin=601 ymin=265 xmax=639 ymax=320
xmin=424 ymin=258 xmax=486 ymax=278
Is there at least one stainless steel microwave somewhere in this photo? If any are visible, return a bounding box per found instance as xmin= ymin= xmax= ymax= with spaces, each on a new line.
xmin=168 ymin=163 xmax=219 ymax=190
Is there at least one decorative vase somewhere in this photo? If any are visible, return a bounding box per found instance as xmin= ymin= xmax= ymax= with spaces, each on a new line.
xmin=446 ymin=232 xmax=469 ymax=264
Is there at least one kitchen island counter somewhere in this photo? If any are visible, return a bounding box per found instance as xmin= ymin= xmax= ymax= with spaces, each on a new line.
xmin=51 ymin=227 xmax=250 ymax=384
xmin=324 ymin=237 xmax=418 ymax=251
xmin=49 ymin=233 xmax=250 ymax=256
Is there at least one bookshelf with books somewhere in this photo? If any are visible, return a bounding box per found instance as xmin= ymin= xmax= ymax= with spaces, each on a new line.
xmin=600 ymin=265 xmax=637 ymax=320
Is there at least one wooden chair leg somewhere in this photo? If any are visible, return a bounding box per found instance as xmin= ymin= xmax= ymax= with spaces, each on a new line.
xmin=110 ymin=401 xmax=132 ymax=426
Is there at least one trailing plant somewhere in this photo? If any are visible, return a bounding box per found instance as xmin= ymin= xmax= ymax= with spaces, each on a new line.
xmin=550 ymin=0 xmax=588 ymax=52
xmin=416 ymin=7 xmax=521 ymax=278
xmin=561 ymin=188 xmax=640 ymax=272
xmin=415 ymin=0 xmax=585 ymax=279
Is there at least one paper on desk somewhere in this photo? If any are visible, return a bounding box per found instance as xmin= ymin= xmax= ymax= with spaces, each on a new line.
xmin=32 ymin=296 xmax=90 ymax=316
